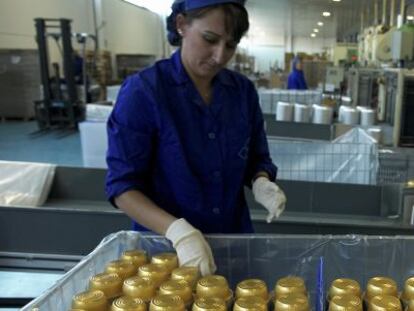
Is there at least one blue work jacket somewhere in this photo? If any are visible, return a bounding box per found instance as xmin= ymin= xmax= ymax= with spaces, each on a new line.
xmin=106 ymin=50 xmax=277 ymax=233
xmin=287 ymin=69 xmax=308 ymax=90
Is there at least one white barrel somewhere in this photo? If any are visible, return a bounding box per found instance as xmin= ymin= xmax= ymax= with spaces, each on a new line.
xmin=294 ymin=103 xmax=311 ymax=123
xmin=276 ymin=101 xmax=294 ymax=122
xmin=367 ymin=128 xmax=382 ymax=143
xmin=341 ymin=106 xmax=360 ymax=125
xmin=360 ymin=108 xmax=376 ymax=126
xmin=312 ymin=105 xmax=333 ymax=125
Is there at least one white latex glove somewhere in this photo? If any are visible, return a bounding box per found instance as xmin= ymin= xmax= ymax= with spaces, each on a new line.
xmin=165 ymin=218 xmax=216 ymax=276
xmin=252 ymin=177 xmax=287 ymax=223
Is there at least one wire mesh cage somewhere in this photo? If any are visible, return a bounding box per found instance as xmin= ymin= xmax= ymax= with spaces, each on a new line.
xmin=259 ymin=89 xmax=322 ymax=114
xmin=377 ymin=150 xmax=414 ymax=185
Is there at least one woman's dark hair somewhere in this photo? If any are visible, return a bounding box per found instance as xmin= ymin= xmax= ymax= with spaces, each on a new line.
xmin=167 ymin=3 xmax=249 ymax=46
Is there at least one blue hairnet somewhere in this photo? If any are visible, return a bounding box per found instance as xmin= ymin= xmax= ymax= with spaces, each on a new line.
xmin=166 ymin=0 xmax=246 ymax=46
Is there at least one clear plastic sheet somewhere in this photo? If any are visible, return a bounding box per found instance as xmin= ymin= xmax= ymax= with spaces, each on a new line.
xmin=23 ymin=232 xmax=414 ymax=311
xmin=0 ymin=161 xmax=55 ymax=207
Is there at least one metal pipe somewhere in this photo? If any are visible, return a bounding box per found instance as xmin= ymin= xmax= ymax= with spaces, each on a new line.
xmin=390 ymin=0 xmax=396 ymax=26
xmin=375 ymin=0 xmax=379 ymax=25
xmin=401 ymin=0 xmax=406 ymax=24
xmin=383 ymin=0 xmax=387 ymax=25
xmin=361 ymin=11 xmax=364 ymax=32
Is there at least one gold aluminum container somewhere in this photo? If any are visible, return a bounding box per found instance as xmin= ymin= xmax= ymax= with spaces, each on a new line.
xmin=121 ymin=250 xmax=148 ymax=269
xmin=275 ymin=277 xmax=307 ymax=298
xmin=196 ymin=275 xmax=230 ymax=299
xmin=366 ymin=277 xmax=398 ymax=301
xmin=329 ymin=294 xmax=363 ymax=311
xmin=192 ymin=297 xmax=227 ymax=311
xmin=106 ymin=260 xmax=137 ymax=281
xmin=123 ymin=276 xmax=157 ymax=302
xmin=401 ymin=277 xmax=414 ymax=302
xmin=72 ymin=290 xmax=108 ymax=311
xmin=111 ymin=296 xmax=146 ymax=311
xmin=408 ymin=300 xmax=414 ymax=311
xmin=138 ymin=264 xmax=170 ymax=287
xmin=235 ymin=279 xmax=269 ymax=301
xmin=329 ymin=279 xmax=362 ymax=300
xmin=89 ymin=273 xmax=123 ymax=299
xmin=151 ymin=253 xmax=178 ymax=272
xmin=159 ymin=280 xmax=193 ymax=305
xmin=233 ymin=296 xmax=268 ymax=311
xmin=171 ymin=267 xmax=200 ymax=289
xmin=149 ymin=294 xmax=185 ymax=311
xmin=275 ymin=293 xmax=310 ymax=311
xmin=368 ymin=295 xmax=402 ymax=311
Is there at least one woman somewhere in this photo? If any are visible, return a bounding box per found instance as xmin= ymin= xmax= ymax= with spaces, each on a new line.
xmin=287 ymin=56 xmax=308 ymax=90
xmin=106 ymin=0 xmax=286 ymax=276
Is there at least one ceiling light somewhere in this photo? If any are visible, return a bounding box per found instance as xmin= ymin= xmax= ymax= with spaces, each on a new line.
xmin=314 ymin=28 xmax=319 ymax=33
xmin=317 ymin=21 xmax=324 ymax=26
xmin=311 ymin=33 xmax=316 ymax=38
xmin=323 ymin=11 xmax=331 ymax=17
xmin=333 ymin=0 xmax=341 ymax=2
xmin=408 ymin=15 xmax=414 ymax=21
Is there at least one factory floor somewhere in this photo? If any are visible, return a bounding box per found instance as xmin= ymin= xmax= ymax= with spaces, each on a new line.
xmin=0 ymin=121 xmax=83 ymax=166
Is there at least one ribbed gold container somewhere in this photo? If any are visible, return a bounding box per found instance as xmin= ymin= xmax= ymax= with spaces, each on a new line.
xmin=138 ymin=264 xmax=170 ymax=287
xmin=149 ymin=294 xmax=185 ymax=311
xmin=235 ymin=279 xmax=269 ymax=301
xmin=171 ymin=267 xmax=200 ymax=289
xmin=151 ymin=253 xmax=178 ymax=272
xmin=192 ymin=297 xmax=227 ymax=311
xmin=123 ymin=276 xmax=157 ymax=302
xmin=121 ymin=250 xmax=148 ymax=269
xmin=72 ymin=290 xmax=108 ymax=311
xmin=368 ymin=295 xmax=402 ymax=311
xmin=329 ymin=294 xmax=363 ymax=311
xmin=329 ymin=279 xmax=361 ymax=300
xmin=111 ymin=296 xmax=146 ymax=311
xmin=89 ymin=273 xmax=123 ymax=299
xmin=196 ymin=275 xmax=231 ymax=299
xmin=366 ymin=277 xmax=398 ymax=302
xmin=275 ymin=277 xmax=307 ymax=299
xmin=233 ymin=296 xmax=268 ymax=311
xmin=106 ymin=260 xmax=137 ymax=281
xmin=275 ymin=293 xmax=310 ymax=311
xmin=159 ymin=279 xmax=193 ymax=306
xmin=401 ymin=277 xmax=414 ymax=302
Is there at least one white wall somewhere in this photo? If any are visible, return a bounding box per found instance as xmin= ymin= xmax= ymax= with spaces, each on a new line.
xmin=293 ymin=37 xmax=336 ymax=54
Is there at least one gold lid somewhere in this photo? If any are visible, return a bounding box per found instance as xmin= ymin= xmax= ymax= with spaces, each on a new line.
xmin=111 ymin=296 xmax=146 ymax=311
xmin=89 ymin=273 xmax=123 ymax=299
xmin=329 ymin=294 xmax=363 ymax=311
xmin=275 ymin=293 xmax=310 ymax=311
xmin=149 ymin=294 xmax=185 ymax=311
xmin=196 ymin=275 xmax=229 ymax=298
xmin=402 ymin=277 xmax=414 ymax=301
xmin=233 ymin=296 xmax=268 ymax=311
xmin=106 ymin=260 xmax=137 ymax=280
xmin=275 ymin=277 xmax=307 ymax=298
xmin=368 ymin=295 xmax=402 ymax=311
xmin=151 ymin=253 xmax=178 ymax=272
xmin=329 ymin=279 xmax=362 ymax=300
xmin=138 ymin=264 xmax=170 ymax=287
xmin=192 ymin=297 xmax=227 ymax=311
xmin=72 ymin=290 xmax=108 ymax=311
xmin=235 ymin=279 xmax=268 ymax=300
xmin=366 ymin=277 xmax=398 ymax=300
xmin=171 ymin=267 xmax=200 ymax=288
xmin=121 ymin=250 xmax=148 ymax=269
xmin=123 ymin=276 xmax=157 ymax=301
xmin=159 ymin=280 xmax=193 ymax=304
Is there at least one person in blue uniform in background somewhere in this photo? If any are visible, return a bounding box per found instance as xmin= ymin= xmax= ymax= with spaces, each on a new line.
xmin=105 ymin=0 xmax=287 ymax=276
xmin=287 ymin=56 xmax=308 ymax=90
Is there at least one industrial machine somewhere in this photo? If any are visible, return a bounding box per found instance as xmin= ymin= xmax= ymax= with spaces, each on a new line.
xmin=346 ymin=68 xmax=382 ymax=109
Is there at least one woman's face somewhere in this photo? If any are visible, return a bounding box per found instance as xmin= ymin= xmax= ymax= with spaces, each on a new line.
xmin=178 ymin=8 xmax=238 ymax=81
xmin=295 ymin=60 xmax=303 ymax=71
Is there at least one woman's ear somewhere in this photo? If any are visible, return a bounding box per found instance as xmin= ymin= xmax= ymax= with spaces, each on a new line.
xmin=175 ymin=13 xmax=186 ymax=36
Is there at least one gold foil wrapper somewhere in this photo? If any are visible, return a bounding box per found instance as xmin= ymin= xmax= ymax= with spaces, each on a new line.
xmin=366 ymin=277 xmax=398 ymax=301
xmin=72 ymin=290 xmax=108 ymax=311
xmin=151 ymin=253 xmax=178 ymax=272
xmin=123 ymin=276 xmax=157 ymax=301
xmin=275 ymin=277 xmax=307 ymax=298
xmin=89 ymin=273 xmax=123 ymax=299
xmin=159 ymin=279 xmax=193 ymax=305
xmin=196 ymin=275 xmax=230 ymax=299
xmin=275 ymin=293 xmax=310 ymax=311
xmin=171 ymin=267 xmax=200 ymax=289
xmin=192 ymin=297 xmax=227 ymax=311
xmin=138 ymin=264 xmax=170 ymax=287
xmin=368 ymin=295 xmax=402 ymax=311
xmin=106 ymin=260 xmax=137 ymax=280
xmin=111 ymin=296 xmax=146 ymax=311
xmin=149 ymin=294 xmax=185 ymax=311
xmin=329 ymin=294 xmax=363 ymax=311
xmin=402 ymin=277 xmax=414 ymax=302
xmin=235 ymin=279 xmax=269 ymax=300
xmin=233 ymin=296 xmax=268 ymax=311
xmin=121 ymin=250 xmax=148 ymax=269
xmin=329 ymin=279 xmax=362 ymax=300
